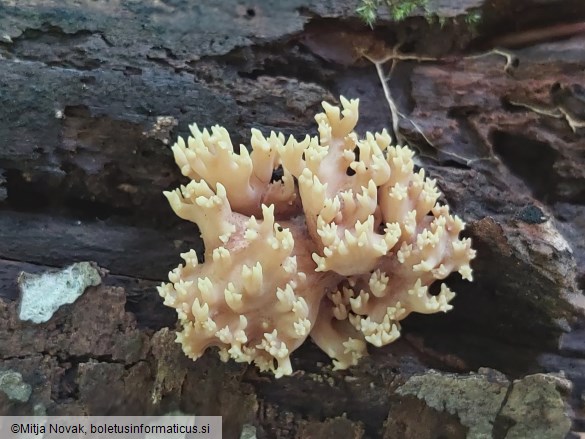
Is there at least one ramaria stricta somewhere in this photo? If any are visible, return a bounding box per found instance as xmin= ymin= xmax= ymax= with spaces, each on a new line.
xmin=158 ymin=97 xmax=476 ymax=377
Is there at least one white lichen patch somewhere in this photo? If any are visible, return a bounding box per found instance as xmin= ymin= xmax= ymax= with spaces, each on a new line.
xmin=143 ymin=115 xmax=179 ymax=145
xmin=0 ymin=370 xmax=32 ymax=402
xmin=18 ymin=262 xmax=102 ymax=323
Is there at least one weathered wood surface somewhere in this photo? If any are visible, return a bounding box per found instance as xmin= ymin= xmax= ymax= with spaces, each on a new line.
xmin=1 ymin=0 xmax=584 ymax=438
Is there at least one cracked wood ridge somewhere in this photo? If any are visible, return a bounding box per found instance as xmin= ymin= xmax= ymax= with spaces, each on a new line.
xmin=1 ymin=1 xmax=584 ymax=438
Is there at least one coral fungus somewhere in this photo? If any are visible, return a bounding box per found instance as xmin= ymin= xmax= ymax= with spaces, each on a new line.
xmin=158 ymin=97 xmax=476 ymax=377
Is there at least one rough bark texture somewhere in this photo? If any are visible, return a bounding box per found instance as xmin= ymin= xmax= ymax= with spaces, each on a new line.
xmin=1 ymin=1 xmax=584 ymax=438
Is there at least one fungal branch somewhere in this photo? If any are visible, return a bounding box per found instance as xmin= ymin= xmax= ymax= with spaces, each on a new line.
xmin=159 ymin=97 xmax=476 ymax=377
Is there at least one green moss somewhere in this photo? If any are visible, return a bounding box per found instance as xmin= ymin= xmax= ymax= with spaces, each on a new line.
xmin=356 ymin=0 xmax=483 ymax=33
xmin=357 ymin=0 xmax=429 ymax=26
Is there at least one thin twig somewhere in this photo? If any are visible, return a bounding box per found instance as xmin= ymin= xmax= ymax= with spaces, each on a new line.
xmin=466 ymin=48 xmax=518 ymax=73
xmin=361 ymin=46 xmax=506 ymax=166
xmin=508 ymin=99 xmax=585 ymax=133
xmin=363 ymin=46 xmax=438 ymax=146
